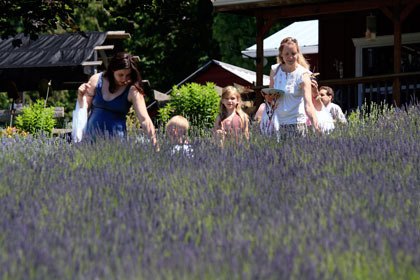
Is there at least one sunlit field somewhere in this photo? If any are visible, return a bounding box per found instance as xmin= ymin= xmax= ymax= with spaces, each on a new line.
xmin=1 ymin=103 xmax=419 ymax=280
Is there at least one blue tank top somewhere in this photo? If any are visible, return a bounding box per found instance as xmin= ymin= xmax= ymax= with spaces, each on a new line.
xmin=86 ymin=73 xmax=132 ymax=136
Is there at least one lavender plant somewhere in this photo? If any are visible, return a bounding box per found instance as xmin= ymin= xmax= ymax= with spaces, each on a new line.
xmin=0 ymin=102 xmax=419 ymax=280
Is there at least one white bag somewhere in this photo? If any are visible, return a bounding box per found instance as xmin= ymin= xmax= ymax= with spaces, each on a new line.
xmin=71 ymin=98 xmax=88 ymax=142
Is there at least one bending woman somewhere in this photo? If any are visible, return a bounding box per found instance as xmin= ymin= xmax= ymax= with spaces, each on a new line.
xmin=77 ymin=52 xmax=156 ymax=145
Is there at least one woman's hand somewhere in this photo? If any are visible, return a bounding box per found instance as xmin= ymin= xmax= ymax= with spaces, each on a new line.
xmin=77 ymin=83 xmax=93 ymax=109
xmin=310 ymin=79 xmax=318 ymax=92
xmin=77 ymin=74 xmax=98 ymax=109
xmin=302 ymin=73 xmax=321 ymax=134
xmin=129 ymin=87 xmax=158 ymax=147
xmin=216 ymin=129 xmax=226 ymax=136
xmin=78 ymin=82 xmax=93 ymax=97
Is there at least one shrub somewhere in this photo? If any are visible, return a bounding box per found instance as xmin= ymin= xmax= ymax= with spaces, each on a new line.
xmin=158 ymin=82 xmax=220 ymax=130
xmin=0 ymin=126 xmax=28 ymax=138
xmin=15 ymin=99 xmax=56 ymax=135
xmin=126 ymin=107 xmax=141 ymax=132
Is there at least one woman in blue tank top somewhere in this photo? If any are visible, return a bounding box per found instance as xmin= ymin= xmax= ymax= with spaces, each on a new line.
xmin=76 ymin=52 xmax=156 ymax=145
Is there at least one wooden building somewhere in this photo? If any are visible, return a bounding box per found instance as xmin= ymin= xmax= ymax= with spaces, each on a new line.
xmin=161 ymin=59 xmax=270 ymax=114
xmin=0 ymin=31 xmax=130 ymax=94
xmin=167 ymin=59 xmax=270 ymax=92
xmin=0 ymin=31 xmax=160 ymax=125
xmin=212 ymin=0 xmax=420 ymax=112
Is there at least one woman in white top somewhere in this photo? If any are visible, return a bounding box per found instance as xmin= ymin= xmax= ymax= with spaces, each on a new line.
xmin=269 ymin=37 xmax=319 ymax=139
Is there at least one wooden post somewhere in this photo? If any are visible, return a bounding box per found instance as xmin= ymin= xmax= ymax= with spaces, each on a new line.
xmin=254 ymin=17 xmax=265 ymax=112
xmin=255 ymin=19 xmax=264 ymax=87
xmin=254 ymin=16 xmax=275 ymax=114
xmin=393 ymin=16 xmax=401 ymax=107
xmin=382 ymin=1 xmax=419 ymax=107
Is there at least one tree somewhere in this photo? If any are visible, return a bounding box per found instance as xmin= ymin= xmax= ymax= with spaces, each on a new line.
xmin=212 ymin=13 xmax=256 ymax=71
xmin=212 ymin=13 xmax=286 ymax=76
xmin=89 ymin=0 xmax=218 ymax=92
xmin=0 ymin=0 xmax=87 ymax=45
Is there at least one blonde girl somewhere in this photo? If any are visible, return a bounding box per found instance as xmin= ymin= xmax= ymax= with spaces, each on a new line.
xmin=214 ymin=86 xmax=249 ymax=142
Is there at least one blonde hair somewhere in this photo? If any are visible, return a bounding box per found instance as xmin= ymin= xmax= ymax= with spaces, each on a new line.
xmin=217 ymin=86 xmax=249 ymax=129
xmin=166 ymin=115 xmax=189 ymax=135
xmin=277 ymin=37 xmax=310 ymax=69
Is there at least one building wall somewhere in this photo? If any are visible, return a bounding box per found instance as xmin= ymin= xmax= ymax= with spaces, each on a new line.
xmin=318 ymin=11 xmax=364 ymax=80
xmin=319 ymin=7 xmax=420 ymax=80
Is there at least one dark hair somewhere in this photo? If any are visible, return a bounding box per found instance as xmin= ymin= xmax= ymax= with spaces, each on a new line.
xmin=319 ymin=86 xmax=334 ymax=98
xmin=104 ymin=52 xmax=143 ymax=94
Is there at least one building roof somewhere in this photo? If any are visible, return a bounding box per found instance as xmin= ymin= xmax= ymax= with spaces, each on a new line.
xmin=174 ymin=59 xmax=270 ymax=89
xmin=0 ymin=31 xmax=111 ymax=69
xmin=213 ymin=60 xmax=270 ymax=85
xmin=242 ymin=20 xmax=318 ymax=58
xmin=212 ymin=0 xmax=302 ymax=8
xmin=212 ymin=0 xmax=330 ymax=13
xmin=0 ymin=31 xmax=130 ymax=91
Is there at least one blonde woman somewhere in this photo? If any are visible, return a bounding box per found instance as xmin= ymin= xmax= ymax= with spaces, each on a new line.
xmin=214 ymin=86 xmax=249 ymax=143
xmin=269 ymin=37 xmax=320 ymax=139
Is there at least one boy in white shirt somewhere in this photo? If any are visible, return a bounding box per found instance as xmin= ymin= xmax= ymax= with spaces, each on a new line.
xmin=319 ymin=86 xmax=347 ymax=124
xmin=166 ymin=115 xmax=193 ymax=156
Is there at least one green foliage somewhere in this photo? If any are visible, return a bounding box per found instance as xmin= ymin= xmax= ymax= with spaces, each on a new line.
xmin=347 ymin=101 xmax=394 ymax=128
xmin=0 ymin=92 xmax=9 ymax=110
xmin=212 ymin=13 xmax=285 ymax=74
xmin=0 ymin=126 xmax=28 ymax=138
xmin=212 ymin=13 xmax=256 ymax=70
xmin=158 ymin=82 xmax=220 ymax=130
xmin=126 ymin=107 xmax=141 ymax=132
xmin=73 ymin=0 xmax=121 ymax=32
xmin=95 ymin=0 xmax=217 ymax=91
xmin=15 ymin=100 xmax=56 ymax=135
xmin=0 ymin=0 xmax=87 ymax=40
xmin=28 ymin=87 xmax=75 ymax=127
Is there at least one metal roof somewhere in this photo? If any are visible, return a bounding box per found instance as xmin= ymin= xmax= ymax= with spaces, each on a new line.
xmin=164 ymin=59 xmax=270 ymax=95
xmin=174 ymin=59 xmax=270 ymax=88
xmin=0 ymin=32 xmax=108 ymax=69
xmin=214 ymin=60 xmax=270 ymax=85
xmin=242 ymin=20 xmax=318 ymax=58
xmin=0 ymin=31 xmax=131 ymax=91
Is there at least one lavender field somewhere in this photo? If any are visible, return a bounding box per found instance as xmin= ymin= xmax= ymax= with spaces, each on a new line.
xmin=1 ymin=104 xmax=419 ymax=280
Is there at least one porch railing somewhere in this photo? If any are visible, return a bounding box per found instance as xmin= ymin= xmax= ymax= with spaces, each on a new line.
xmin=320 ymin=71 xmax=420 ymax=113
